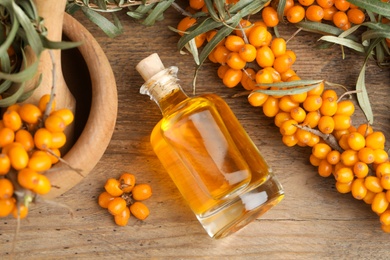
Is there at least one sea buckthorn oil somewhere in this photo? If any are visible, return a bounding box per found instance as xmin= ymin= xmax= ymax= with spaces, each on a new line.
xmin=136 ymin=53 xmax=284 ymax=239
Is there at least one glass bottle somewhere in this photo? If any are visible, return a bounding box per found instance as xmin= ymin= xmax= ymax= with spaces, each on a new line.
xmin=136 ymin=53 xmax=284 ymax=239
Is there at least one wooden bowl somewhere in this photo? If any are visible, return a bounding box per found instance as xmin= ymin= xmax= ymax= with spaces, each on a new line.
xmin=43 ymin=13 xmax=118 ymax=199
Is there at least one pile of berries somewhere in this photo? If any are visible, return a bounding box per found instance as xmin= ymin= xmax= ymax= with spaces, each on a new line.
xmin=0 ymin=94 xmax=74 ymax=219
xmin=98 ymin=172 xmax=152 ymax=226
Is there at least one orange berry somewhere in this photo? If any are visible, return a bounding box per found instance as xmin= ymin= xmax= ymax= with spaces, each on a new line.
xmin=28 ymin=151 xmax=52 ymax=172
xmin=316 ymin=0 xmax=335 ymax=9
xmin=17 ymin=168 xmax=40 ymax=190
xmin=0 ymin=153 xmax=10 ymax=175
xmin=273 ymin=54 xmax=293 ymax=74
xmin=213 ymin=45 xmax=230 ymax=64
xmin=299 ymin=0 xmax=315 ymax=6
xmin=335 ymin=180 xmax=352 ymax=193
xmin=373 ymin=149 xmax=389 ymax=165
xmin=18 ymin=103 xmax=42 ymax=124
xmin=357 ymin=147 xmax=375 ymax=164
xmin=372 ymin=192 xmax=389 ymax=214
xmin=365 ymin=131 xmax=385 ymax=150
xmin=318 ymin=159 xmax=333 ymax=177
xmin=282 ymin=134 xmax=299 ymax=147
xmin=0 ymin=128 xmax=15 ymax=148
xmin=44 ymin=115 xmax=66 ymax=133
xmin=132 ymin=183 xmax=152 ymax=201
xmin=351 ymin=178 xmax=367 ymax=200
xmin=332 ymin=11 xmax=349 ymax=28
xmin=334 ymin=167 xmax=354 ymax=184
xmin=262 ymin=96 xmax=280 ymax=117
xmin=0 ymin=178 xmax=14 ymax=199
xmin=119 ymin=172 xmax=136 ymax=193
xmin=0 ymin=198 xmax=15 ymax=217
xmin=280 ymin=119 xmax=298 ymax=136
xmin=177 ymin=16 xmax=196 ymax=36
xmin=326 ymin=150 xmax=341 ymax=165
xmin=225 ymin=35 xmax=245 ymax=52
xmin=222 ymin=68 xmax=242 ymax=88
xmin=356 ymin=123 xmax=373 ymax=137
xmin=38 ymin=94 xmax=56 ymax=113
xmin=226 ymin=52 xmax=246 ymax=70
xmin=248 ymin=25 xmax=268 ymax=48
xmin=335 ymin=100 xmax=355 ymax=116
xmin=270 ymin=38 xmax=287 ymax=57
xmin=332 ymin=114 xmax=351 ymax=131
xmin=238 ymin=44 xmax=257 ymax=62
xmin=217 ymin=64 xmax=229 ymax=79
xmin=248 ymin=92 xmax=269 ymax=107
xmin=381 ymin=174 xmax=390 ymax=190
xmin=234 ymin=19 xmax=253 ymax=38
xmin=310 ymin=154 xmax=322 ymax=166
xmin=278 ymin=96 xmax=299 ymax=112
xmin=104 ymin=178 xmax=123 ymax=197
xmin=364 ymin=176 xmax=383 ymax=193
xmin=312 ymin=143 xmax=332 ymax=160
xmin=303 ymin=95 xmax=323 ymax=112
xmin=34 ymin=128 xmax=53 ymax=150
xmin=12 ymin=204 xmax=28 ymax=219
xmin=256 ymin=46 xmax=275 ymax=68
xmin=107 ymin=197 xmax=127 ymax=215
xmin=290 ymin=107 xmax=306 ymax=123
xmin=189 ymin=0 xmax=205 ymax=10
xmin=376 ymin=162 xmax=390 ymax=177
xmin=380 ymin=210 xmax=390 ymax=226
xmin=130 ymin=201 xmax=150 ymax=220
xmin=15 ymin=129 xmax=34 ymax=152
xmin=347 ymin=8 xmax=365 ymax=24
xmin=2 ymin=110 xmax=22 ymax=131
xmin=306 ymin=5 xmax=324 ymax=22
xmin=334 ymin=0 xmax=350 ymax=11
xmin=347 ymin=132 xmax=365 ymax=151
xmin=320 ymin=97 xmax=338 ymax=116
xmin=32 ymin=174 xmax=51 ymax=195
xmin=308 ymin=81 xmax=325 ymax=96
xmin=8 ymin=145 xmax=29 ymax=170
xmin=114 ymin=207 xmax=131 ymax=226
xmin=262 ymin=6 xmax=279 ymax=27
xmin=286 ymin=5 xmax=305 ymax=23
xmin=51 ymin=131 xmax=67 ymax=149
xmin=323 ymin=6 xmax=338 ymax=20
xmin=98 ymin=191 xmax=115 ymax=209
xmin=318 ymin=115 xmax=335 ymax=134
xmin=303 ymin=110 xmax=321 ymax=128
xmin=340 ymin=149 xmax=358 ymax=167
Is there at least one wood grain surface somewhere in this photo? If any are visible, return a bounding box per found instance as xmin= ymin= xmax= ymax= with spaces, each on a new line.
xmin=1 ymin=5 xmax=390 ymax=259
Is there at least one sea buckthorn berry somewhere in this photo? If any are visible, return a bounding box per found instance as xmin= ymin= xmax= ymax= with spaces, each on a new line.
xmin=270 ymin=38 xmax=286 ymax=57
xmin=18 ymin=103 xmax=42 ymax=124
xmin=248 ymin=25 xmax=268 ymax=48
xmin=334 ymin=0 xmax=350 ymax=11
xmin=217 ymin=65 xmax=229 ymax=79
xmin=282 ymin=134 xmax=298 ymax=147
xmin=290 ymin=107 xmax=306 ymax=123
xmin=308 ymin=82 xmax=325 ymax=96
xmin=306 ymin=5 xmax=325 ymax=22
xmin=295 ymin=128 xmax=312 ymax=145
xmin=363 ymin=190 xmax=376 ymax=205
xmin=214 ymin=45 xmax=230 ymax=65
xmin=347 ymin=132 xmax=365 ymax=151
xmin=364 ymin=176 xmax=383 ymax=193
xmin=347 ymin=8 xmax=365 ymax=24
xmin=262 ymin=96 xmax=279 ymax=117
xmin=226 ymin=52 xmax=246 ymax=70
xmin=381 ymin=174 xmax=390 ymax=190
xmin=0 ymin=198 xmax=15 ymax=217
xmin=2 ymin=110 xmax=22 ymax=131
xmin=0 ymin=128 xmax=15 ymax=148
xmin=376 ymin=162 xmax=390 ymax=177
xmin=8 ymin=145 xmax=29 ymax=170
xmin=286 ymin=5 xmax=305 ymax=23
xmin=340 ymin=149 xmax=358 ymax=167
xmin=285 ymin=50 xmax=297 ymax=64
xmin=357 ymin=147 xmax=375 ymax=164
xmin=104 ymin=178 xmax=123 ymax=197
xmin=189 ymin=0 xmax=205 ymax=10
xmin=374 ymin=149 xmax=389 ymax=164
xmin=119 ymin=172 xmax=136 ymax=193
xmin=335 ymin=181 xmax=352 ymax=194
xmin=303 ymin=95 xmax=323 ymax=112
xmin=318 ymin=159 xmax=333 ymax=177
xmin=323 ymin=6 xmax=338 ymax=20
xmin=239 ymin=44 xmax=257 ymax=62
xmin=0 ymin=153 xmax=10 ymax=175
xmin=335 ymin=167 xmax=354 ymax=184
xmin=310 ymin=154 xmax=322 ymax=166
xmin=307 ymin=134 xmax=320 ymax=147
xmin=223 ymin=68 xmax=242 ymax=88
xmin=353 ymin=161 xmax=369 ymax=178
xmin=46 ymin=148 xmax=60 ymax=164
xmin=235 ymin=19 xmax=253 ymax=38
xmin=326 ymin=150 xmax=341 ymax=165
xmin=38 ymin=94 xmax=56 ymax=113
xmin=317 ymin=0 xmax=335 ymax=9
xmin=303 ymin=111 xmax=321 ymax=128
xmin=332 ymin=114 xmax=351 ymax=131
xmin=51 ymin=131 xmax=66 ymax=149
xmin=107 ymin=197 xmax=127 ymax=216
xmin=380 ymin=210 xmax=390 ymax=226
xmin=15 ymin=129 xmax=34 ymax=152
xmin=12 ymin=204 xmax=28 ymax=219
xmin=333 ymin=11 xmax=349 ymax=28
xmin=177 ymin=16 xmax=197 ymax=36
xmin=322 ymin=89 xmax=338 ymax=100
xmin=44 ymin=115 xmax=66 ymax=133
xmin=281 ymin=69 xmax=297 ymax=82
xmin=372 ymin=192 xmax=389 ymax=215
xmin=130 ymin=201 xmax=150 ymax=220
xmin=28 ymin=151 xmax=52 ymax=172
xmin=132 ymin=183 xmax=152 ymax=201
xmin=275 ymin=112 xmax=292 ymax=128
xmin=256 ymin=46 xmax=275 ymax=68
xmin=17 ymin=168 xmax=39 ymax=190
xmin=280 ymin=119 xmax=298 ymax=136
xmin=289 ymin=92 xmax=307 ymax=103
xmin=255 ymin=69 xmax=274 ymax=85
xmin=51 ymin=108 xmax=74 ymax=126
xmin=299 ymin=0 xmax=315 ymax=6
xmin=273 ymin=54 xmax=293 ymax=74
xmin=312 ymin=143 xmax=332 ymax=160
xmin=248 ymin=92 xmax=269 ymax=107
xmin=318 ymin=115 xmax=335 ymax=134
xmin=225 ymin=35 xmax=245 ymax=52
xmin=320 ymin=97 xmax=338 ymax=116
xmin=356 ymin=123 xmax=373 ymax=137
xmin=98 ymin=191 xmax=115 ymax=208
xmin=365 ymin=131 xmax=385 ymax=150
xmin=34 ymin=128 xmax=53 ymax=150
xmin=0 ymin=178 xmax=14 ymax=199
xmin=262 ymin=6 xmax=279 ymax=27
xmin=114 ymin=207 xmax=131 ymax=226
xmin=33 ymin=174 xmax=51 ymax=195
xmin=351 ymin=178 xmax=367 ymax=200
xmin=335 ymin=100 xmax=355 ymax=116
xmin=7 ymin=104 xmax=20 ymax=113
xmin=278 ymin=96 xmax=299 ymax=112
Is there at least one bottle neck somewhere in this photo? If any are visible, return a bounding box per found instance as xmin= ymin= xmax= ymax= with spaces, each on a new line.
xmin=140 ymin=66 xmax=189 ymax=116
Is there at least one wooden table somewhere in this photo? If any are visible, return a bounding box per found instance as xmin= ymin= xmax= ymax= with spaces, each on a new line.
xmin=1 ymin=5 xmax=390 ymax=259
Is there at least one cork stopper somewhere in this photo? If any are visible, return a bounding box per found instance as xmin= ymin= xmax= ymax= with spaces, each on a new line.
xmin=136 ymin=53 xmax=166 ymax=82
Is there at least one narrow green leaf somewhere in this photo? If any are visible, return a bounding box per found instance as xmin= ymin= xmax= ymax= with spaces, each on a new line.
xmin=253 ymin=81 xmax=324 ymax=96
xmin=347 ymin=0 xmax=390 ymax=17
xmin=142 ymin=0 xmax=174 ymax=26
xmin=276 ymin=0 xmax=286 ymax=22
xmin=319 ymin=35 xmax=365 ymax=53
xmin=81 ymin=6 xmax=123 ymax=38
xmin=40 ymin=36 xmax=83 ymax=50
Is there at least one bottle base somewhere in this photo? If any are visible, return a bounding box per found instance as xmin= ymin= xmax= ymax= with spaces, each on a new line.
xmin=196 ymin=173 xmax=284 ymax=239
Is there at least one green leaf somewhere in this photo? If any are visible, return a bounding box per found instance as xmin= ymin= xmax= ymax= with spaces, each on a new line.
xmin=81 ymin=6 xmax=123 ymax=38
xmin=40 ymin=36 xmax=83 ymax=50
xmin=253 ymin=80 xmax=324 ymax=95
xmin=319 ymin=35 xmax=365 ymax=53
xmin=142 ymin=0 xmax=174 ymax=26
xmin=296 ymin=21 xmax=358 ymax=41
